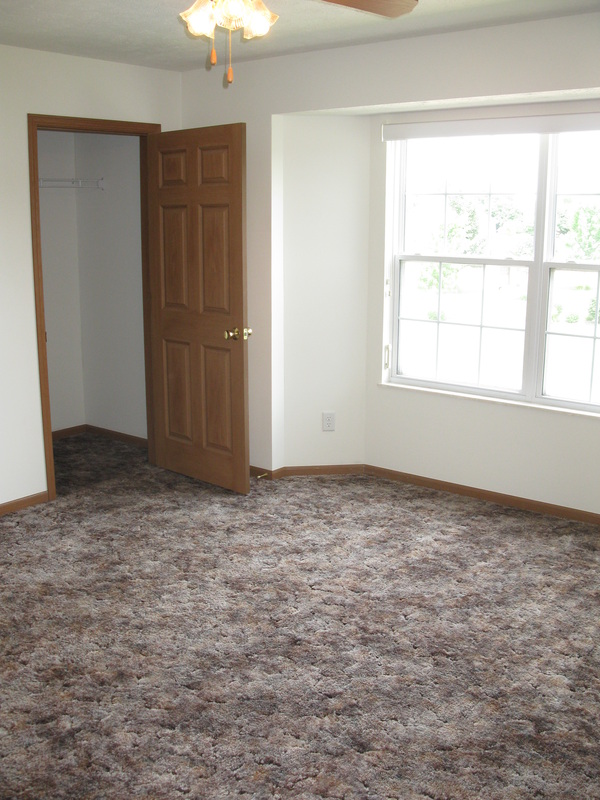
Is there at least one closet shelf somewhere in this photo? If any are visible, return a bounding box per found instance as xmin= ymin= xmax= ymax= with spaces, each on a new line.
xmin=39 ymin=178 xmax=105 ymax=190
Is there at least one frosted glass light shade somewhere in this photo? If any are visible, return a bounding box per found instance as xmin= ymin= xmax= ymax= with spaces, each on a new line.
xmin=213 ymin=0 xmax=250 ymax=30
xmin=180 ymin=0 xmax=216 ymax=37
xmin=243 ymin=0 xmax=279 ymax=38
xmin=182 ymin=0 xmax=277 ymax=38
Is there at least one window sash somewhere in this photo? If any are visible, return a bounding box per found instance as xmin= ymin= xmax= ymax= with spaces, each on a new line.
xmin=388 ymin=128 xmax=600 ymax=413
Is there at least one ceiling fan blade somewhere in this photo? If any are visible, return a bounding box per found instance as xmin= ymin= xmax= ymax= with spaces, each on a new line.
xmin=322 ymin=0 xmax=418 ymax=18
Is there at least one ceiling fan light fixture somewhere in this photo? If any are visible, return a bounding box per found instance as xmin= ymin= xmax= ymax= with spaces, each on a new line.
xmin=181 ymin=0 xmax=278 ymax=83
xmin=243 ymin=0 xmax=279 ymax=39
xmin=180 ymin=0 xmax=216 ymax=37
xmin=213 ymin=0 xmax=250 ymax=31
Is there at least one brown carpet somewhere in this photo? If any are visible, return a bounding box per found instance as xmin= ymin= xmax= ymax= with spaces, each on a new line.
xmin=0 ymin=433 xmax=599 ymax=799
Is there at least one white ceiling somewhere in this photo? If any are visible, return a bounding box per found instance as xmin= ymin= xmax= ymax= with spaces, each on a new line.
xmin=0 ymin=0 xmax=598 ymax=72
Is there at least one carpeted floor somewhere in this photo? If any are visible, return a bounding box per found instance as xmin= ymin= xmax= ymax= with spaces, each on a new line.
xmin=0 ymin=434 xmax=599 ymax=799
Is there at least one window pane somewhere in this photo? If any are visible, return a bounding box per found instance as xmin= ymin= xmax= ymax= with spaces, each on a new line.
xmin=543 ymin=334 xmax=594 ymax=402
xmin=445 ymin=195 xmax=489 ymax=257
xmin=556 ymin=131 xmax=600 ymax=194
xmin=547 ymin=269 xmax=599 ymax=336
xmin=404 ymin=195 xmax=445 ymax=254
xmin=437 ymin=324 xmax=480 ymax=385
xmin=439 ymin=264 xmax=483 ymax=324
xmin=482 ymin=265 xmax=528 ymax=329
xmin=405 ymin=139 xmax=447 ymax=194
xmin=489 ymin=194 xmax=537 ymax=259
xmin=403 ymin=135 xmax=538 ymax=259
xmin=554 ymin=197 xmax=600 ymax=264
xmin=592 ymin=346 xmax=600 ymax=405
xmin=480 ymin=329 xmax=524 ymax=391
xmin=397 ymin=320 xmax=437 ymax=379
xmin=399 ymin=262 xmax=440 ymax=321
xmin=553 ymin=131 xmax=600 ymax=264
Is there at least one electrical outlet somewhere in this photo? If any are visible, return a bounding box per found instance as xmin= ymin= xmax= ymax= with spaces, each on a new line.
xmin=322 ymin=412 xmax=335 ymax=432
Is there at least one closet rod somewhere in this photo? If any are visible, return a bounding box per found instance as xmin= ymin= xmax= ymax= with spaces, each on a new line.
xmin=38 ymin=178 xmax=105 ymax=190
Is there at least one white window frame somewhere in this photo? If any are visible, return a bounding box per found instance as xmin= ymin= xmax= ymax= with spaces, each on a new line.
xmin=383 ymin=103 xmax=600 ymax=414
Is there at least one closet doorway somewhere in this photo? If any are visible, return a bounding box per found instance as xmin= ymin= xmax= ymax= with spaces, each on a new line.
xmin=28 ymin=115 xmax=161 ymax=500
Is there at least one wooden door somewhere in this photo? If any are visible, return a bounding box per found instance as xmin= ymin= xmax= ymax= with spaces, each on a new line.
xmin=147 ymin=123 xmax=249 ymax=493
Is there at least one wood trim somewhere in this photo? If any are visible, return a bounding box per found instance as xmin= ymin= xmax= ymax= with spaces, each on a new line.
xmin=27 ymin=115 xmax=56 ymax=501
xmin=254 ymin=462 xmax=600 ymax=526
xmin=53 ymin=425 xmax=148 ymax=449
xmin=364 ymin=465 xmax=600 ymax=525
xmin=139 ymin=133 xmax=156 ymax=464
xmin=264 ymin=464 xmax=366 ymax=480
xmin=0 ymin=492 xmax=49 ymax=517
xmin=85 ymin=426 xmax=148 ymax=449
xmin=52 ymin=425 xmax=88 ymax=440
xmin=250 ymin=466 xmax=273 ymax=479
xmin=27 ymin=113 xmax=161 ymax=510
xmin=28 ymin=114 xmax=161 ymax=137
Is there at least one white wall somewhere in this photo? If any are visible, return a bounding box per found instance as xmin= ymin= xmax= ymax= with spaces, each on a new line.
xmin=38 ymin=132 xmax=86 ymax=431
xmin=0 ymin=44 xmax=180 ymax=505
xmin=75 ymin=133 xmax=147 ymax=438
xmin=280 ymin=115 xmax=370 ymax=466
xmin=180 ymin=12 xmax=600 ymax=513
xmin=37 ymin=131 xmax=147 ymax=438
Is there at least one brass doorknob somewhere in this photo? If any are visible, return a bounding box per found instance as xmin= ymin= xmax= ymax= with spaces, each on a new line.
xmin=224 ymin=327 xmax=240 ymax=340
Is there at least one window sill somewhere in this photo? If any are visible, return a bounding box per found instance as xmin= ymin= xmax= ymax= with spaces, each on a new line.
xmin=378 ymin=380 xmax=600 ymax=419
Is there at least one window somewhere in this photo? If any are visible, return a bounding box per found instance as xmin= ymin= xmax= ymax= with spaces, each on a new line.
xmin=386 ymin=121 xmax=600 ymax=411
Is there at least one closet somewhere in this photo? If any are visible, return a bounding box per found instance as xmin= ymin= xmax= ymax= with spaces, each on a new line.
xmin=37 ymin=131 xmax=147 ymax=444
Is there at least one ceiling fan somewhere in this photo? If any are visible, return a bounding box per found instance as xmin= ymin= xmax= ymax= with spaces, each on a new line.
xmin=321 ymin=0 xmax=418 ymax=18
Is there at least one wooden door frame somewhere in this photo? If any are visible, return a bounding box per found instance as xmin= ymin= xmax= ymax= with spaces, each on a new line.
xmin=28 ymin=114 xmax=161 ymax=502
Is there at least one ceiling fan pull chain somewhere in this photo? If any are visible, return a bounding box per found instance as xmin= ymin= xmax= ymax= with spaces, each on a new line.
xmin=210 ymin=31 xmax=217 ymax=65
xmin=227 ymin=29 xmax=234 ymax=83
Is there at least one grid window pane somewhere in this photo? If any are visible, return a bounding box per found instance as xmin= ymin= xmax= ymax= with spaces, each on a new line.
xmin=480 ymin=328 xmax=525 ymax=391
xmin=397 ymin=260 xmax=528 ymax=391
xmin=437 ymin=324 xmax=480 ymax=385
xmin=547 ymin=269 xmax=598 ymax=336
xmin=543 ymin=334 xmax=594 ymax=402
xmin=404 ymin=195 xmax=446 ymax=255
xmin=399 ymin=262 xmax=440 ymax=321
xmin=482 ymin=265 xmax=528 ymax=329
xmin=403 ymin=135 xmax=538 ymax=260
xmin=489 ymin=194 xmax=537 ymax=259
xmin=445 ymin=195 xmax=489 ymax=257
xmin=397 ymin=320 xmax=437 ymax=379
xmin=592 ymin=346 xmax=600 ymax=404
xmin=554 ymin=197 xmax=600 ymax=264
xmin=439 ymin=264 xmax=483 ymax=324
xmin=553 ymin=131 xmax=600 ymax=265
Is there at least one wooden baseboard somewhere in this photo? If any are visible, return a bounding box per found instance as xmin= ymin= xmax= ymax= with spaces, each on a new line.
xmin=5 ymin=448 xmax=597 ymax=525
xmin=52 ymin=425 xmax=87 ymax=440
xmin=251 ymin=462 xmax=600 ymax=526
xmin=271 ymin=464 xmax=366 ymax=480
xmin=53 ymin=425 xmax=148 ymax=449
xmin=364 ymin=465 xmax=600 ymax=526
xmin=250 ymin=466 xmax=273 ymax=479
xmin=0 ymin=491 xmax=49 ymax=517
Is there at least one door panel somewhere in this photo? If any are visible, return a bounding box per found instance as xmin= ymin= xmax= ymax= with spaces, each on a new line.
xmin=161 ymin=205 xmax=189 ymax=307
xmin=201 ymin=205 xmax=230 ymax=312
xmin=202 ymin=345 xmax=233 ymax=452
xmin=148 ymin=124 xmax=249 ymax=493
xmin=164 ymin=340 xmax=193 ymax=442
